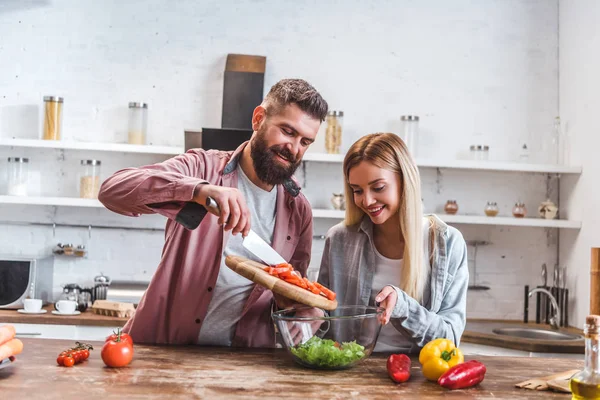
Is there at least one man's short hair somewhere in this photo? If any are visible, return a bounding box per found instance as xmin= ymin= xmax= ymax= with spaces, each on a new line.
xmin=263 ymin=79 xmax=329 ymax=122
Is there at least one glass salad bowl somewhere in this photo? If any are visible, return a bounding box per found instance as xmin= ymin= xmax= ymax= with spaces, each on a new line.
xmin=272 ymin=305 xmax=384 ymax=370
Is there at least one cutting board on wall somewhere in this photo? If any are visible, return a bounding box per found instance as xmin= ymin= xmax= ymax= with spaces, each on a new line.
xmin=225 ymin=255 xmax=338 ymax=311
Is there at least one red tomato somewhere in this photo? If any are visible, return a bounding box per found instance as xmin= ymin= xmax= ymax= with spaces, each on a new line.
xmin=81 ymin=349 xmax=90 ymax=360
xmin=101 ymin=340 xmax=133 ymax=368
xmin=56 ymin=355 xmax=65 ymax=366
xmin=105 ymin=332 xmax=134 ymax=348
xmin=63 ymin=356 xmax=75 ymax=367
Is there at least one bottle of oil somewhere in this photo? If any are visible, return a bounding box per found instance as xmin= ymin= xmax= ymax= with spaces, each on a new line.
xmin=570 ymin=315 xmax=600 ymax=399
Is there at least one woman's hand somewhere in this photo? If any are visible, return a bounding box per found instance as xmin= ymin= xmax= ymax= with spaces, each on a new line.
xmin=375 ymin=285 xmax=398 ymax=325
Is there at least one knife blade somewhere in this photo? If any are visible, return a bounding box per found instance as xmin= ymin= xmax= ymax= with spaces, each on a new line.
xmin=205 ymin=196 xmax=286 ymax=266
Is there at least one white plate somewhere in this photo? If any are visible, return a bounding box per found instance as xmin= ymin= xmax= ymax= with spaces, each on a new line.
xmin=51 ymin=310 xmax=81 ymax=316
xmin=17 ymin=309 xmax=47 ymax=314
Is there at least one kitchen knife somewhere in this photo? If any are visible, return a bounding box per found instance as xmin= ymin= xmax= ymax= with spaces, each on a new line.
xmin=205 ymin=196 xmax=286 ymax=266
xmin=537 ymin=263 xmax=547 ymax=324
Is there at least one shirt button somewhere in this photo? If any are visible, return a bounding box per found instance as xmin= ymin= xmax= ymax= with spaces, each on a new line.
xmin=195 ymin=318 xmax=201 ymax=324
xmin=207 ymin=287 xmax=213 ymax=292
xmin=287 ymin=235 xmax=291 ymax=240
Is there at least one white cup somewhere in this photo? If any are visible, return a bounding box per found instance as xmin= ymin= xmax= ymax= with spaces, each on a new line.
xmin=23 ymin=298 xmax=42 ymax=312
xmin=55 ymin=300 xmax=77 ymax=314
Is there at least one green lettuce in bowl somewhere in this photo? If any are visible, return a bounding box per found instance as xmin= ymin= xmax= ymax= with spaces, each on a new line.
xmin=290 ymin=336 xmax=366 ymax=368
xmin=273 ymin=305 xmax=384 ymax=370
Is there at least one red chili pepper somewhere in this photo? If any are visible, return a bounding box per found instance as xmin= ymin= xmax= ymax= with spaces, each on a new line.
xmin=387 ymin=354 xmax=411 ymax=383
xmin=437 ymin=360 xmax=486 ymax=390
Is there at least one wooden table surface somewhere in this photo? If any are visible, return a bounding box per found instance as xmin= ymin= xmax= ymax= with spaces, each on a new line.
xmin=0 ymin=304 xmax=128 ymax=327
xmin=0 ymin=338 xmax=583 ymax=399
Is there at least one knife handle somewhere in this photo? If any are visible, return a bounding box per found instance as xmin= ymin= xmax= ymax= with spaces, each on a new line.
xmin=524 ymin=285 xmax=529 ymax=323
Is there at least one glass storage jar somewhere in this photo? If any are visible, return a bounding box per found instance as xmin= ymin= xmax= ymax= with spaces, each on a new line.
xmin=444 ymin=200 xmax=459 ymax=215
xmin=512 ymin=202 xmax=527 ymax=218
xmin=128 ymin=102 xmax=148 ymax=145
xmin=80 ymin=160 xmax=101 ymax=199
xmin=7 ymin=157 xmax=29 ymax=196
xmin=325 ymin=111 xmax=343 ymax=154
xmin=43 ymin=96 xmax=63 ymax=141
xmin=469 ymin=145 xmax=490 ymax=161
xmin=484 ymin=201 xmax=499 ymax=217
xmin=400 ymin=115 xmax=419 ymax=157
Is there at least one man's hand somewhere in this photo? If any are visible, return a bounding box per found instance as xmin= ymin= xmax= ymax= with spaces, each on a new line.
xmin=193 ymin=184 xmax=251 ymax=236
xmin=375 ymin=285 xmax=398 ymax=325
xmin=273 ymin=294 xmax=327 ymax=346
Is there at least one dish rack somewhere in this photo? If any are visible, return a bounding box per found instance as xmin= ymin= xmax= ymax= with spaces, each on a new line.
xmin=91 ymin=300 xmax=135 ymax=318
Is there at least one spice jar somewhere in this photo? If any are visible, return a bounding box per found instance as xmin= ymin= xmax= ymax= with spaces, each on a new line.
xmin=7 ymin=157 xmax=29 ymax=196
xmin=63 ymin=244 xmax=74 ymax=256
xmin=325 ymin=111 xmax=343 ymax=154
xmin=538 ymin=199 xmax=558 ymax=220
xmin=512 ymin=202 xmax=527 ymax=218
xmin=484 ymin=202 xmax=499 ymax=217
xmin=400 ymin=115 xmax=419 ymax=157
xmin=128 ymin=102 xmax=148 ymax=145
xmin=444 ymin=200 xmax=459 ymax=215
xmin=469 ymin=145 xmax=490 ymax=161
xmin=80 ymin=160 xmax=101 ymax=199
xmin=52 ymin=243 xmax=65 ymax=255
xmin=75 ymin=245 xmax=86 ymax=257
xmin=43 ymin=96 xmax=64 ymax=140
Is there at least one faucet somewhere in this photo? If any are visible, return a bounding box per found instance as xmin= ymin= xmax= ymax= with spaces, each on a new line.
xmin=528 ymin=288 xmax=561 ymax=330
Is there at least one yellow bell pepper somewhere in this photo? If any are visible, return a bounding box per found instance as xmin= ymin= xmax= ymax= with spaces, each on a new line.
xmin=418 ymin=338 xmax=464 ymax=381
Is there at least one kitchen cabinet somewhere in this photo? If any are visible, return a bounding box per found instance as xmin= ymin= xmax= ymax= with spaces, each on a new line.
xmin=10 ymin=323 xmax=119 ymax=341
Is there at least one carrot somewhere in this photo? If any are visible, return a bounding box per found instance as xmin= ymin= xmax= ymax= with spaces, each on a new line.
xmin=0 ymin=338 xmax=23 ymax=360
xmin=283 ymin=276 xmax=304 ymax=286
xmin=314 ymin=282 xmax=337 ymax=301
xmin=278 ymin=270 xmax=293 ymax=279
xmin=272 ymin=267 xmax=293 ymax=274
xmin=304 ymin=278 xmax=321 ymax=295
xmin=0 ymin=325 xmax=16 ymax=346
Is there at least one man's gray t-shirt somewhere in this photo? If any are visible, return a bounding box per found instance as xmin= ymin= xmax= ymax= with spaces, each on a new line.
xmin=197 ymin=166 xmax=278 ymax=345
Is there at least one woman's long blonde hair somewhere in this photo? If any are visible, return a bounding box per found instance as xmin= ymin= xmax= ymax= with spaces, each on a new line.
xmin=343 ymin=133 xmax=428 ymax=302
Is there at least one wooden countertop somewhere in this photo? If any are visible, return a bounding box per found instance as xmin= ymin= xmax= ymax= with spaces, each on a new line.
xmin=0 ymin=304 xmax=128 ymax=327
xmin=0 ymin=338 xmax=584 ymax=399
xmin=463 ymin=319 xmax=584 ymax=353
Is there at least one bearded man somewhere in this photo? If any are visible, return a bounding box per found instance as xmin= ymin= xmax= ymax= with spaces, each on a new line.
xmin=98 ymin=79 xmax=328 ymax=346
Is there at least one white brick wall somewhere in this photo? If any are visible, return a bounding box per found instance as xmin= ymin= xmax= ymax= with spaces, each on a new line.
xmin=0 ymin=0 xmax=561 ymax=320
xmin=558 ymin=0 xmax=600 ymax=328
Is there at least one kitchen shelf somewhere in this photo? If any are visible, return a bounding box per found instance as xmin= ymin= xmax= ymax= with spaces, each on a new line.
xmin=311 ymin=209 xmax=581 ymax=229
xmin=0 ymin=195 xmax=102 ymax=208
xmin=0 ymin=196 xmax=582 ymax=229
xmin=0 ymin=138 xmax=183 ymax=155
xmin=415 ymin=159 xmax=582 ymax=174
xmin=302 ymin=152 xmax=581 ymax=174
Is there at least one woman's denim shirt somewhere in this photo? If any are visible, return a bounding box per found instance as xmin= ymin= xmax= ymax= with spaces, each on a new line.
xmin=317 ymin=214 xmax=469 ymax=353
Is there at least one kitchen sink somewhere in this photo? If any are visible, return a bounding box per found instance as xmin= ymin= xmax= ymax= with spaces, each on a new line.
xmin=492 ymin=327 xmax=583 ymax=341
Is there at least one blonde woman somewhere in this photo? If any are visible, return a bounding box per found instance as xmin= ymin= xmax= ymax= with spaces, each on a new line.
xmin=318 ymin=133 xmax=468 ymax=353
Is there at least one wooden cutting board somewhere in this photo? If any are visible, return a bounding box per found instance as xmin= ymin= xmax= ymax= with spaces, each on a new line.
xmin=515 ymin=369 xmax=579 ymax=391
xmin=225 ymin=255 xmax=338 ymax=311
xmin=547 ymin=378 xmax=572 ymax=393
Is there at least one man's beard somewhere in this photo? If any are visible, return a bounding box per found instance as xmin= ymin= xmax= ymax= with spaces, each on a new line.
xmin=250 ymin=128 xmax=301 ymax=186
